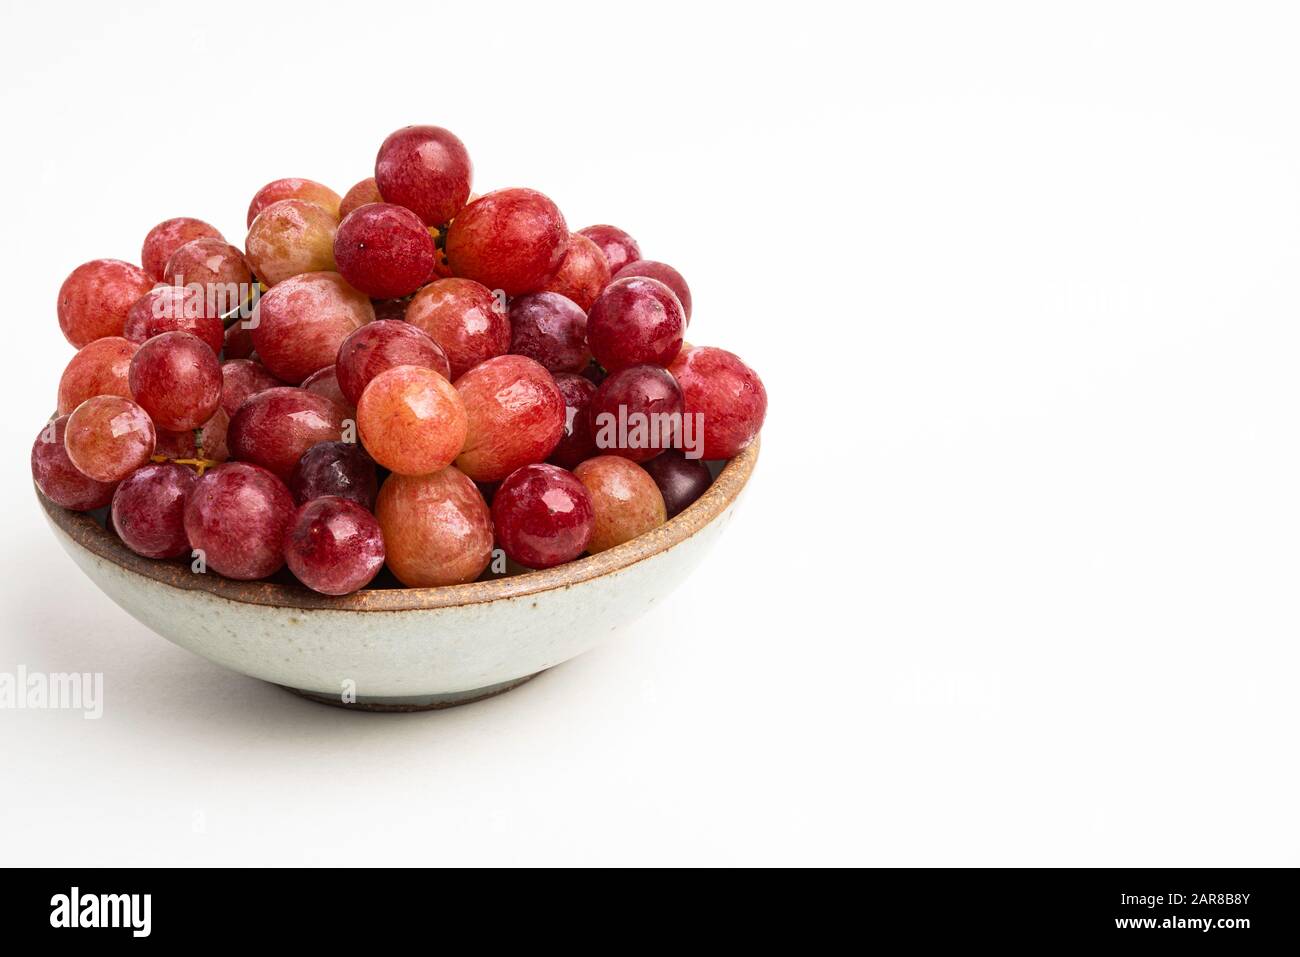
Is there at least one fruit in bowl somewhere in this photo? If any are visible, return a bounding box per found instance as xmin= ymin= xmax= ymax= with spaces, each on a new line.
xmin=33 ymin=123 xmax=767 ymax=710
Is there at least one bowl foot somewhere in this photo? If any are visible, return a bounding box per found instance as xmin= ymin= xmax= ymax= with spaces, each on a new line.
xmin=278 ymin=671 xmax=542 ymax=712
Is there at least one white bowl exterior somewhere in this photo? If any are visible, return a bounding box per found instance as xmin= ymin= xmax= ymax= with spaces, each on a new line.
xmin=44 ymin=495 xmax=743 ymax=697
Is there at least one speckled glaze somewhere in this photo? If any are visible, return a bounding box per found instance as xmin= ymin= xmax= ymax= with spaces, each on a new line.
xmin=37 ymin=441 xmax=758 ymax=710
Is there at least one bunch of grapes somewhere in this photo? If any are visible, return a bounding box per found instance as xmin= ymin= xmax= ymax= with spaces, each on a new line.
xmin=33 ymin=125 xmax=767 ymax=596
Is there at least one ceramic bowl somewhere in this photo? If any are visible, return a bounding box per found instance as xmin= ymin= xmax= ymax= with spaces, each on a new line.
xmin=37 ymin=441 xmax=759 ymax=711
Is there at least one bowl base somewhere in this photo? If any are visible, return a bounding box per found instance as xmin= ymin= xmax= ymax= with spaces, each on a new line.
xmin=278 ymin=672 xmax=542 ymax=712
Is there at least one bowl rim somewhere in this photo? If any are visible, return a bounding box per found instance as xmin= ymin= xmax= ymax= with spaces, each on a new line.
xmin=37 ymin=438 xmax=760 ymax=612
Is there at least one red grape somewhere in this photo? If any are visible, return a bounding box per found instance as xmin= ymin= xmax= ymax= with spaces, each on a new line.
xmin=336 ymin=319 xmax=450 ymax=405
xmin=547 ymin=373 xmax=598 ymax=469
xmin=667 ymin=346 xmax=767 ymax=460
xmin=284 ymin=496 xmax=385 ymax=595
xmin=163 ymin=237 xmax=254 ymax=317
xmin=454 ymin=355 xmax=565 ymax=482
xmin=57 ymin=336 xmax=138 ymax=415
xmin=64 ymin=395 xmax=156 ymax=483
xmin=540 ymin=232 xmax=611 ymax=311
xmin=30 ymin=416 xmax=117 ymax=511
xmin=111 ymin=462 xmax=197 ymax=558
xmin=246 ymin=177 xmax=341 ymax=227
xmin=183 ymin=462 xmax=295 ymax=579
xmin=128 ymin=331 xmax=223 ymax=431
xmin=333 ymin=202 xmax=436 ymax=299
xmin=123 ymin=285 xmax=225 ymax=353
xmin=339 ymin=177 xmax=383 ymax=218
xmin=374 ymin=125 xmax=472 ymax=227
xmin=58 ymin=259 xmax=156 ymax=347
xmin=289 ymin=440 xmax=377 ymax=508
xmin=612 ymin=259 xmax=691 ymax=321
xmin=573 ymin=456 xmax=666 ymax=553
xmin=245 ymin=199 xmax=338 ymax=286
xmin=576 ymin=224 xmax=640 ymax=276
xmin=587 ymin=276 xmax=685 ymax=371
xmin=491 ymin=463 xmax=594 ymax=569
xmin=640 ymin=451 xmax=712 ymax=518
xmin=249 ymin=271 xmax=374 ymax=383
xmin=508 ymin=292 xmax=589 ymax=373
xmin=445 ymin=188 xmax=568 ymax=296
xmin=141 ymin=217 xmax=223 ymax=281
xmin=301 ymin=365 xmax=352 ymax=411
xmin=589 ymin=364 xmax=684 ymax=463
xmin=228 ymin=387 xmax=347 ymax=480
xmin=220 ymin=359 xmax=282 ymax=417
xmin=404 ymin=277 xmax=510 ymax=380
xmin=356 ymin=365 xmax=466 ymax=476
xmin=375 ymin=467 xmax=493 ymax=586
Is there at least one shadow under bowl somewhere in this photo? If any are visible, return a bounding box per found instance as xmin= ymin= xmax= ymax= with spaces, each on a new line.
xmin=36 ymin=440 xmax=759 ymax=711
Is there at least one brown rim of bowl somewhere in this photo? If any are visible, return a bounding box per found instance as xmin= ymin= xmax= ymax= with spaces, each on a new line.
xmin=36 ymin=437 xmax=760 ymax=612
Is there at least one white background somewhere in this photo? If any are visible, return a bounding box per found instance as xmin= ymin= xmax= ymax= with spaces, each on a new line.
xmin=2 ymin=0 xmax=1298 ymax=866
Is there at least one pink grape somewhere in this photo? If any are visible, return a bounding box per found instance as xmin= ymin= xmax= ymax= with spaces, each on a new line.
xmin=183 ymin=462 xmax=295 ymax=579
xmin=454 ymin=355 xmax=565 ymax=482
xmin=128 ymin=331 xmax=223 ymax=432
xmin=246 ymin=178 xmax=341 ymax=227
xmin=228 ymin=387 xmax=347 ymax=480
xmin=576 ymin=224 xmax=640 ymax=276
xmin=336 ymin=320 xmax=450 ymax=406
xmin=356 ymin=365 xmax=466 ymax=476
xmin=31 ymin=416 xmax=117 ymax=511
xmin=375 ymin=467 xmax=493 ymax=586
xmin=141 ymin=217 xmax=223 ymax=281
xmin=404 ymin=277 xmax=510 ymax=380
xmin=573 ymin=455 xmax=667 ymax=553
xmin=374 ymin=125 xmax=473 ymax=227
xmin=540 ymin=232 xmax=611 ymax=312
xmin=123 ymin=285 xmax=224 ymax=354
xmin=220 ymin=359 xmax=282 ymax=417
xmin=57 ymin=337 xmax=138 ymax=415
xmin=249 ymin=271 xmax=374 ymax=384
xmin=667 ymin=346 xmax=767 ymax=460
xmin=111 ymin=462 xmax=197 ymax=558
xmin=339 ymin=177 xmax=383 ymax=218
xmin=245 ymin=199 xmax=338 ymax=286
xmin=445 ymin=188 xmax=568 ymax=296
xmin=64 ymin=395 xmax=156 ymax=483
xmin=58 ymin=259 xmax=156 ymax=347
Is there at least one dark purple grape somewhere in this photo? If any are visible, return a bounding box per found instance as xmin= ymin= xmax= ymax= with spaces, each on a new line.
xmin=111 ymin=462 xmax=197 ymax=558
xmin=548 ymin=372 xmax=598 ymax=469
xmin=508 ymin=292 xmax=589 ymax=373
xmin=289 ymin=441 xmax=379 ymax=509
xmin=640 ymin=451 xmax=712 ymax=518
